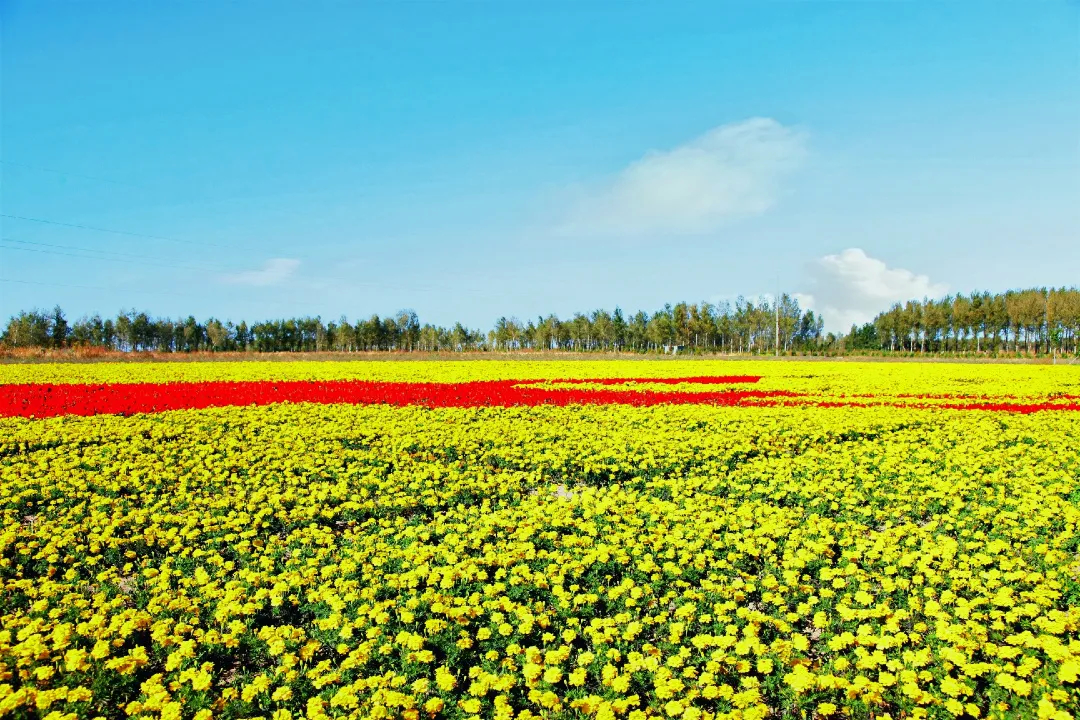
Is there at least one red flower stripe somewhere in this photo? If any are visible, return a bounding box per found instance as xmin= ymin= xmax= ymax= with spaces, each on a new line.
xmin=0 ymin=379 xmax=787 ymax=419
xmin=537 ymin=376 xmax=763 ymax=385
xmin=751 ymin=397 xmax=1080 ymax=414
xmin=0 ymin=378 xmax=1077 ymax=419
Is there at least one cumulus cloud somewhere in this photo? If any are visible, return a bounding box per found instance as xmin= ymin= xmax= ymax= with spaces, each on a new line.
xmin=564 ymin=117 xmax=807 ymax=235
xmin=222 ymin=258 xmax=300 ymax=287
xmin=800 ymin=249 xmax=946 ymax=333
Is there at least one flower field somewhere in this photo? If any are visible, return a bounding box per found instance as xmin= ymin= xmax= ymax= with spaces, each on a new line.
xmin=1 ymin=361 xmax=1079 ymax=720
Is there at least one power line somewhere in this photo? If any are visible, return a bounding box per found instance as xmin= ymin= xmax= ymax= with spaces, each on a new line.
xmin=0 ymin=274 xmax=267 ymax=306
xmin=0 ymin=159 xmax=146 ymax=188
xmin=0 ymin=239 xmax=224 ymax=273
xmin=0 ymin=167 xmax=506 ymax=301
xmin=0 ymin=276 xmax=304 ymax=307
xmin=1 ymin=236 xmax=223 ymax=269
xmin=0 ymin=213 xmax=219 ymax=249
xmin=2 ymin=277 xmax=114 ymax=292
xmin=0 ymin=235 xmax=475 ymax=295
xmin=0 ymin=209 xmax=500 ymax=299
xmin=0 ymin=217 xmax=507 ymax=300
xmin=0 ymin=276 xmax=197 ymax=299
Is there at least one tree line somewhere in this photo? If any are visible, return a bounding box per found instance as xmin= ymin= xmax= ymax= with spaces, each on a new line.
xmin=1 ymin=296 xmax=826 ymax=354
xmin=847 ymin=287 xmax=1080 ymax=356
xmin=6 ymin=287 xmax=1077 ymax=357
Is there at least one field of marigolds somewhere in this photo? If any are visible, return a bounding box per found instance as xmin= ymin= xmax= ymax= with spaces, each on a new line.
xmin=2 ymin=360 xmax=1080 ymax=720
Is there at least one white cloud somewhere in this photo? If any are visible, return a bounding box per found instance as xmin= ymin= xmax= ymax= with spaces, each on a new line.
xmin=222 ymin=258 xmax=300 ymax=287
xmin=564 ymin=117 xmax=807 ymax=235
xmin=799 ymin=249 xmax=946 ymax=333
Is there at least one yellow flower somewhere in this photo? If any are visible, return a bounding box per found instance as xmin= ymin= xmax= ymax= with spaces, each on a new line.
xmin=1058 ymin=661 xmax=1079 ymax=684
xmin=191 ymin=670 xmax=212 ymax=692
xmin=64 ymin=648 xmax=89 ymax=672
xmin=543 ymin=668 xmax=563 ymax=684
xmin=785 ymin=666 xmax=815 ymax=694
xmin=6 ymin=359 xmax=1080 ymax=719
xmin=436 ymin=667 xmax=457 ymax=692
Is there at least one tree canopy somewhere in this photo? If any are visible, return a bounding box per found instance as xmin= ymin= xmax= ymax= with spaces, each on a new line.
xmin=5 ymin=287 xmax=1078 ymax=357
xmin=2 ymin=296 xmax=823 ymax=354
xmin=850 ymin=287 xmax=1080 ymax=356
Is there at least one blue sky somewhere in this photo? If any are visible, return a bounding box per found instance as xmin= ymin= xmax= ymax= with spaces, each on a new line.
xmin=2 ymin=1 xmax=1077 ymax=332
